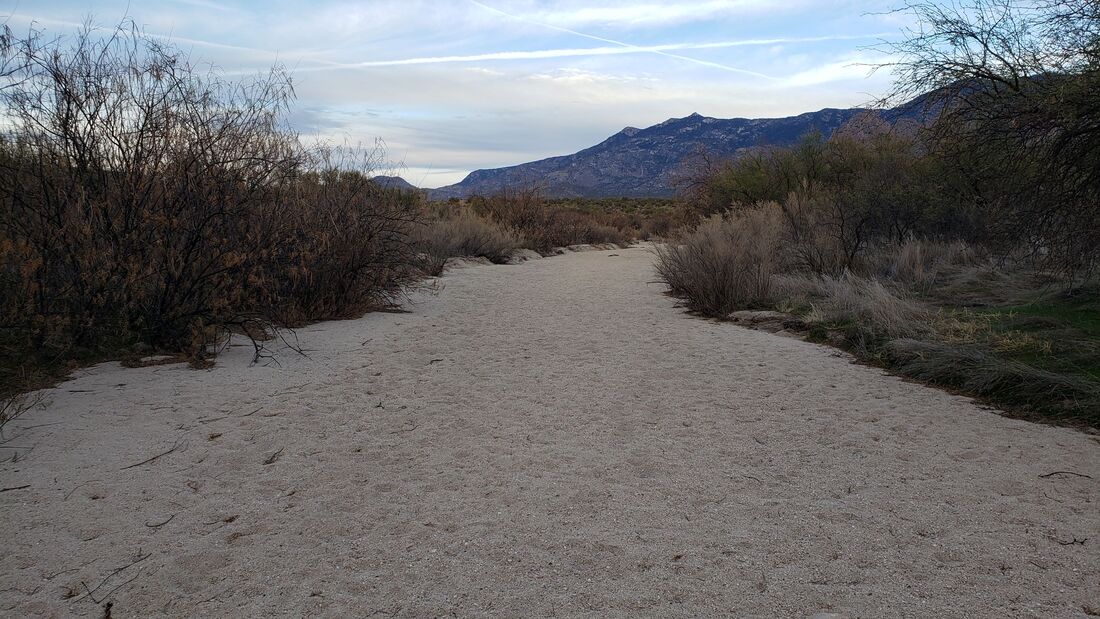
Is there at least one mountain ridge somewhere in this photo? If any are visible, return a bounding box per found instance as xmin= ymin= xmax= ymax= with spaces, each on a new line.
xmin=426 ymin=105 xmax=905 ymax=199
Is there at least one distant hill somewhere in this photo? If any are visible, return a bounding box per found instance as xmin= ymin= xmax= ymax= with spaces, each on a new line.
xmin=372 ymin=175 xmax=419 ymax=192
xmin=428 ymin=102 xmax=927 ymax=200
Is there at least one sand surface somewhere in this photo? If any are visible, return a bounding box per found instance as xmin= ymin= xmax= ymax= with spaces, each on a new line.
xmin=2 ymin=245 xmax=1097 ymax=617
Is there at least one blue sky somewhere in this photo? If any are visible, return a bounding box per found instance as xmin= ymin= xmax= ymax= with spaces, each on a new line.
xmin=3 ymin=1 xmax=910 ymax=187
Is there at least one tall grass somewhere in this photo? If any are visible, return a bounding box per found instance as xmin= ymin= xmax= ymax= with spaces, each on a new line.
xmin=414 ymin=208 xmax=524 ymax=275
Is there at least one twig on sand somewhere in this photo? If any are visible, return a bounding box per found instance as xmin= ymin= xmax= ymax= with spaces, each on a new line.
xmin=65 ymin=479 xmax=102 ymax=500
xmin=1052 ymin=536 xmax=1088 ymax=546
xmin=263 ymin=448 xmax=283 ymax=465
xmin=77 ymin=552 xmax=151 ymax=604
xmin=1039 ymin=471 xmax=1092 ymax=479
xmin=389 ymin=423 xmax=418 ymax=434
xmin=144 ymin=514 xmax=175 ymax=528
xmin=428 ymin=359 xmax=443 ymax=365
xmin=0 ymin=484 xmax=30 ymax=492
xmin=120 ymin=437 xmax=185 ymax=470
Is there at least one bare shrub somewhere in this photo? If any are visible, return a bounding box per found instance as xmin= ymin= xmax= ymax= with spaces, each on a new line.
xmin=470 ymin=188 xmax=633 ymax=252
xmin=654 ymin=207 xmax=785 ymax=316
xmin=0 ymin=23 xmax=424 ymax=381
xmin=0 ymin=392 xmax=46 ymax=439
xmin=265 ymin=149 xmax=426 ymax=326
xmin=879 ymin=0 xmax=1100 ymax=274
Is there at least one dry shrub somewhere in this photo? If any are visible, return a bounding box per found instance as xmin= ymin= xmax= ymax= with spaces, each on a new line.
xmin=470 ymin=188 xmax=633 ymax=252
xmin=265 ymin=157 xmax=426 ymax=326
xmin=0 ymin=392 xmax=46 ymax=439
xmin=654 ymin=207 xmax=785 ymax=316
xmin=414 ymin=208 xmax=524 ymax=275
xmin=0 ymin=23 xmax=423 ymax=386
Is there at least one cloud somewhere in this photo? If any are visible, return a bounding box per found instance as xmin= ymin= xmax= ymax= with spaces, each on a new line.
xmin=502 ymin=0 xmax=807 ymax=29
xmin=290 ymin=33 xmax=886 ymax=79
xmin=783 ymin=54 xmax=889 ymax=87
xmin=7 ymin=0 xmax=903 ymax=187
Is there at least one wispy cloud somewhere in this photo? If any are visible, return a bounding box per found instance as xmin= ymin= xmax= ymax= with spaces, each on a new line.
xmin=467 ymin=0 xmax=778 ymax=78
xmin=519 ymin=0 xmax=802 ymax=29
xmin=8 ymin=0 xmax=905 ymax=186
xmin=296 ymin=33 xmax=887 ymax=78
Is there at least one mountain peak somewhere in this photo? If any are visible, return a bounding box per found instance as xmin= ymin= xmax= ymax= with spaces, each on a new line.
xmin=371 ymin=175 xmax=418 ymax=191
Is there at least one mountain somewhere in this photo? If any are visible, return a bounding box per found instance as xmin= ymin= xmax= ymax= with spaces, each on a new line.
xmin=427 ymin=107 xmax=884 ymax=200
xmin=371 ymin=175 xmax=419 ymax=192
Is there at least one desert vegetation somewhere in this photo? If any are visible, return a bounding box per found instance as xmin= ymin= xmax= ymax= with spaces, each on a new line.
xmin=415 ymin=190 xmax=680 ymax=273
xmin=0 ymin=23 xmax=430 ymax=397
xmin=658 ymin=0 xmax=1100 ymax=424
xmin=0 ymin=23 xmax=665 ymax=399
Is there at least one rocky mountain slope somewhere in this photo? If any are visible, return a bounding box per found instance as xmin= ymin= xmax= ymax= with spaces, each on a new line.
xmin=428 ymin=107 xmax=884 ymax=199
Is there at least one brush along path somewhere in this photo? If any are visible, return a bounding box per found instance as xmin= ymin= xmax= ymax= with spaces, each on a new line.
xmin=1 ymin=245 xmax=1097 ymax=617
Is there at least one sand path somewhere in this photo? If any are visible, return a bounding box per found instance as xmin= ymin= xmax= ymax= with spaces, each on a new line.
xmin=1 ymin=245 xmax=1097 ymax=617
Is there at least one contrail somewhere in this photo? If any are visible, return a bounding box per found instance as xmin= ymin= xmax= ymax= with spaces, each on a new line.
xmin=289 ymin=34 xmax=888 ymax=71
xmin=466 ymin=0 xmax=778 ymax=80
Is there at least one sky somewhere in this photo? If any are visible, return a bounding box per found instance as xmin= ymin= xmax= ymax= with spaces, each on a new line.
xmin=2 ymin=1 xmax=911 ymax=187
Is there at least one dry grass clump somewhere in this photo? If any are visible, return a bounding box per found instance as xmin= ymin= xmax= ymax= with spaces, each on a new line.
xmin=775 ymin=272 xmax=931 ymax=345
xmin=654 ymin=208 xmax=783 ymax=316
xmin=414 ymin=208 xmax=524 ymax=275
xmin=867 ymin=239 xmax=983 ymax=291
xmin=885 ymin=339 xmax=1100 ymax=420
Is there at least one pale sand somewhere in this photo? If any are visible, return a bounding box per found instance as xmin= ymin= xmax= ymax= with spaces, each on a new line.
xmin=1 ymin=245 xmax=1097 ymax=617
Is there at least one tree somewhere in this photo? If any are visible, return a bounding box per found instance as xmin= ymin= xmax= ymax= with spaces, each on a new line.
xmin=880 ymin=0 xmax=1100 ymax=274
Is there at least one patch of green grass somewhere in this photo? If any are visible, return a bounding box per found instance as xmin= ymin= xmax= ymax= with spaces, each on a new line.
xmin=975 ymin=288 xmax=1100 ymax=382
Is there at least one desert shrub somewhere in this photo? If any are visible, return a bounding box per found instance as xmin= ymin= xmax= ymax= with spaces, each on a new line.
xmin=681 ymin=129 xmax=971 ymax=272
xmin=262 ymin=155 xmax=425 ymax=326
xmin=414 ymin=208 xmax=523 ymax=275
xmin=469 ymin=188 xmax=633 ymax=252
xmin=654 ymin=207 xmax=785 ymax=316
xmin=0 ymin=392 xmax=46 ymax=439
xmin=0 ymin=23 xmax=423 ymax=391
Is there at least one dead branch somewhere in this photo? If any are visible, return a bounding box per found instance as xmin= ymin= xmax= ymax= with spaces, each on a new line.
xmin=1039 ymin=470 xmax=1092 ymax=479
xmin=144 ymin=514 xmax=175 ymax=528
xmin=120 ymin=437 xmax=186 ymax=470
